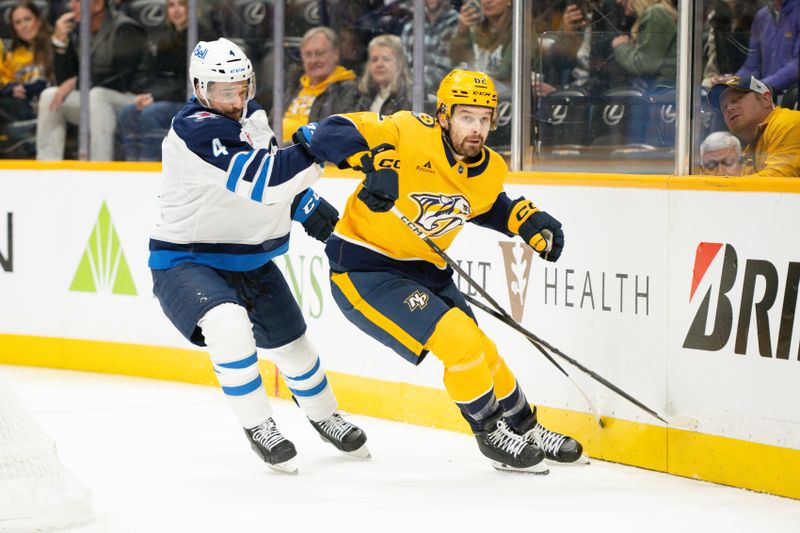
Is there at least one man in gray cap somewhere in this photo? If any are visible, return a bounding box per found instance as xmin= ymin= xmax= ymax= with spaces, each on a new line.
xmin=708 ymin=75 xmax=800 ymax=177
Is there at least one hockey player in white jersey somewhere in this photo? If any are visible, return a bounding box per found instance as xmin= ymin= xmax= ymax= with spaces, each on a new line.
xmin=149 ymin=38 xmax=368 ymax=474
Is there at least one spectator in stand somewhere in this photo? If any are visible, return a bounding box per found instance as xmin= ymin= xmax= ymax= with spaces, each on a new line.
xmin=611 ymin=0 xmax=677 ymax=92
xmin=36 ymin=0 xmax=147 ymax=161
xmin=355 ymin=34 xmax=412 ymax=115
xmin=399 ymin=0 xmax=459 ymax=111
xmin=532 ymin=0 xmax=631 ymax=96
xmin=730 ymin=0 xmax=800 ymax=96
xmin=709 ymin=75 xmax=800 ymax=177
xmin=449 ymin=0 xmax=513 ymax=86
xmin=699 ymin=131 xmax=743 ymax=176
xmin=701 ymin=0 xmax=756 ymax=89
xmin=116 ymin=0 xmax=206 ymax=161
xmin=282 ymin=26 xmax=359 ymax=144
xmin=0 ymin=0 xmax=53 ymax=122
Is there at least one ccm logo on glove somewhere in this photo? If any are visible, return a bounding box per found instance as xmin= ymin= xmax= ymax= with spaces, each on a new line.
xmin=348 ymin=144 xmax=401 ymax=213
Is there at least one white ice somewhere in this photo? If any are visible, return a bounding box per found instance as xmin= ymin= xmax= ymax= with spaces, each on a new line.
xmin=2 ymin=364 xmax=799 ymax=533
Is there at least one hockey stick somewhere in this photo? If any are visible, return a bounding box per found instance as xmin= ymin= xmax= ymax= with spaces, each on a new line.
xmin=390 ymin=206 xmax=698 ymax=429
xmin=461 ymin=292 xmax=604 ymax=428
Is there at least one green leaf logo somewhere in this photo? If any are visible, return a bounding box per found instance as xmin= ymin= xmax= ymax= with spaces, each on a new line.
xmin=70 ymin=201 xmax=136 ymax=295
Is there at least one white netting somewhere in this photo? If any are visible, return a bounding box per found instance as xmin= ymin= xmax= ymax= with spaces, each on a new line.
xmin=0 ymin=371 xmax=92 ymax=533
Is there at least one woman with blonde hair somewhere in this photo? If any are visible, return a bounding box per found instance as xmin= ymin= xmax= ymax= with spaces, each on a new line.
xmin=356 ymin=34 xmax=413 ymax=115
xmin=611 ymin=0 xmax=677 ymax=90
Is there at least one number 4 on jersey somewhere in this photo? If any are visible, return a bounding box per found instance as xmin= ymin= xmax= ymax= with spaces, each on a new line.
xmin=212 ymin=138 xmax=229 ymax=157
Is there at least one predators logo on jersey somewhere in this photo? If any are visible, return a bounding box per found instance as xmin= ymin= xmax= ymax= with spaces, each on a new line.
xmin=410 ymin=193 xmax=471 ymax=237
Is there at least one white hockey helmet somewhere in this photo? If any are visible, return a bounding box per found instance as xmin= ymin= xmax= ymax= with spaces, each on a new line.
xmin=189 ymin=38 xmax=255 ymax=108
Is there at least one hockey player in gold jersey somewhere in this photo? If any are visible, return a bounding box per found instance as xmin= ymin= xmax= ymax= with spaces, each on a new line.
xmin=306 ymin=69 xmax=587 ymax=473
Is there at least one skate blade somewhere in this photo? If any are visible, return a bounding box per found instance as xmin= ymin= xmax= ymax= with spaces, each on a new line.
xmin=546 ymin=453 xmax=590 ymax=466
xmin=342 ymin=444 xmax=371 ymax=459
xmin=491 ymin=460 xmax=550 ymax=475
xmin=267 ymin=459 xmax=299 ymax=475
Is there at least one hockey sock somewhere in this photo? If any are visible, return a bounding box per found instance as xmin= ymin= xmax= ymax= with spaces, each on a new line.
xmin=498 ymin=382 xmax=534 ymax=430
xmin=479 ymin=336 xmax=533 ymax=430
xmin=426 ymin=308 xmax=503 ymax=432
xmin=198 ymin=303 xmax=272 ymax=429
xmin=261 ymin=334 xmax=337 ymax=422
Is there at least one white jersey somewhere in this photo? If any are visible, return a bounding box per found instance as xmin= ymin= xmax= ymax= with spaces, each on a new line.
xmin=149 ymin=100 xmax=322 ymax=272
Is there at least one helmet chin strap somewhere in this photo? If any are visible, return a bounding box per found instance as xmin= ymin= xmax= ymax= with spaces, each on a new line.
xmin=441 ymin=127 xmax=460 ymax=157
xmin=438 ymin=114 xmax=460 ymax=156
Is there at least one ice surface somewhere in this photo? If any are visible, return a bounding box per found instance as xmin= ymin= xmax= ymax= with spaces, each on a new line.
xmin=2 ymin=365 xmax=798 ymax=533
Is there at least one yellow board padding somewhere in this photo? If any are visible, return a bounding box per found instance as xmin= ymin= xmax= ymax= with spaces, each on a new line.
xmin=0 ymin=160 xmax=162 ymax=173
xmin=0 ymin=332 xmax=798 ymax=500
xmin=2 ymin=160 xmax=799 ymax=193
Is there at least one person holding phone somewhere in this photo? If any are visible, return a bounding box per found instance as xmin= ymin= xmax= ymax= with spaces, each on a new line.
xmin=449 ymin=0 xmax=513 ymax=83
xmin=36 ymin=0 xmax=148 ymax=161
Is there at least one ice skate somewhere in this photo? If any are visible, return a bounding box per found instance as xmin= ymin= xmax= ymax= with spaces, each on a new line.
xmin=309 ymin=412 xmax=370 ymax=458
xmin=476 ymin=418 xmax=549 ymax=474
xmin=244 ymin=418 xmax=299 ymax=474
xmin=517 ymin=414 xmax=589 ymax=465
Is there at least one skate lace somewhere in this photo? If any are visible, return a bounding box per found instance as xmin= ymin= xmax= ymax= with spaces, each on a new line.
xmin=251 ymin=419 xmax=287 ymax=451
xmin=531 ymin=422 xmax=567 ymax=455
xmin=488 ymin=419 xmax=529 ymax=458
xmin=316 ymin=413 xmax=353 ymax=441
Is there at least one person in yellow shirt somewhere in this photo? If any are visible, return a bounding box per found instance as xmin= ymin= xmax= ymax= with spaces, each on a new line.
xmin=709 ymin=75 xmax=800 ymax=177
xmin=0 ymin=0 xmax=52 ymax=122
xmin=304 ymin=69 xmax=587 ymax=474
xmin=281 ymin=26 xmax=359 ymax=144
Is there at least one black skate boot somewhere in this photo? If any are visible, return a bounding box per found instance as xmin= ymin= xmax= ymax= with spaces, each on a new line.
xmin=475 ymin=418 xmax=548 ymax=474
xmin=516 ymin=411 xmax=589 ymax=465
xmin=244 ymin=418 xmax=298 ymax=474
xmin=309 ymin=412 xmax=370 ymax=458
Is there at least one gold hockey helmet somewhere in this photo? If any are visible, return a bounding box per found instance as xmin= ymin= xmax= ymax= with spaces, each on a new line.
xmin=436 ymin=69 xmax=498 ymax=130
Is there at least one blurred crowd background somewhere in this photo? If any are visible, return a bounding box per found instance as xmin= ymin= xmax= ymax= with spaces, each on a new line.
xmin=0 ymin=0 xmax=796 ymax=175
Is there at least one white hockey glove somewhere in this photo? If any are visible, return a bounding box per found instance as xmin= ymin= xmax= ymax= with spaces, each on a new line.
xmin=240 ymin=109 xmax=277 ymax=152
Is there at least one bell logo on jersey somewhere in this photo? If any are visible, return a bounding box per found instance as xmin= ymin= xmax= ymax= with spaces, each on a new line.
xmin=410 ymin=193 xmax=471 ymax=238
xmin=404 ymin=290 xmax=429 ymax=311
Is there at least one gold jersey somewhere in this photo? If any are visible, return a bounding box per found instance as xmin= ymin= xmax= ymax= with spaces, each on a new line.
xmin=334 ymin=110 xmax=509 ymax=268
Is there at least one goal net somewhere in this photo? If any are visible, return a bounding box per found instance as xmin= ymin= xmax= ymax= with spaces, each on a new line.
xmin=0 ymin=371 xmax=93 ymax=532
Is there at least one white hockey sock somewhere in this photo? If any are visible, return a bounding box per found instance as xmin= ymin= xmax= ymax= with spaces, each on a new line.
xmin=199 ymin=303 xmax=272 ymax=429
xmin=260 ymin=334 xmax=337 ymax=422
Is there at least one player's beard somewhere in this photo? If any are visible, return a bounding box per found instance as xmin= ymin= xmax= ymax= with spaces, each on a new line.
xmin=449 ymin=130 xmax=486 ymax=159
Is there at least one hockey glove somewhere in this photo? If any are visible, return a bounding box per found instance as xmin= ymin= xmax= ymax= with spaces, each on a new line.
xmin=240 ymin=109 xmax=277 ymax=151
xmin=291 ymin=122 xmax=318 ymax=159
xmin=291 ymin=188 xmax=340 ymax=243
xmin=517 ymin=208 xmax=564 ymax=262
xmin=348 ymin=144 xmax=400 ymax=213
